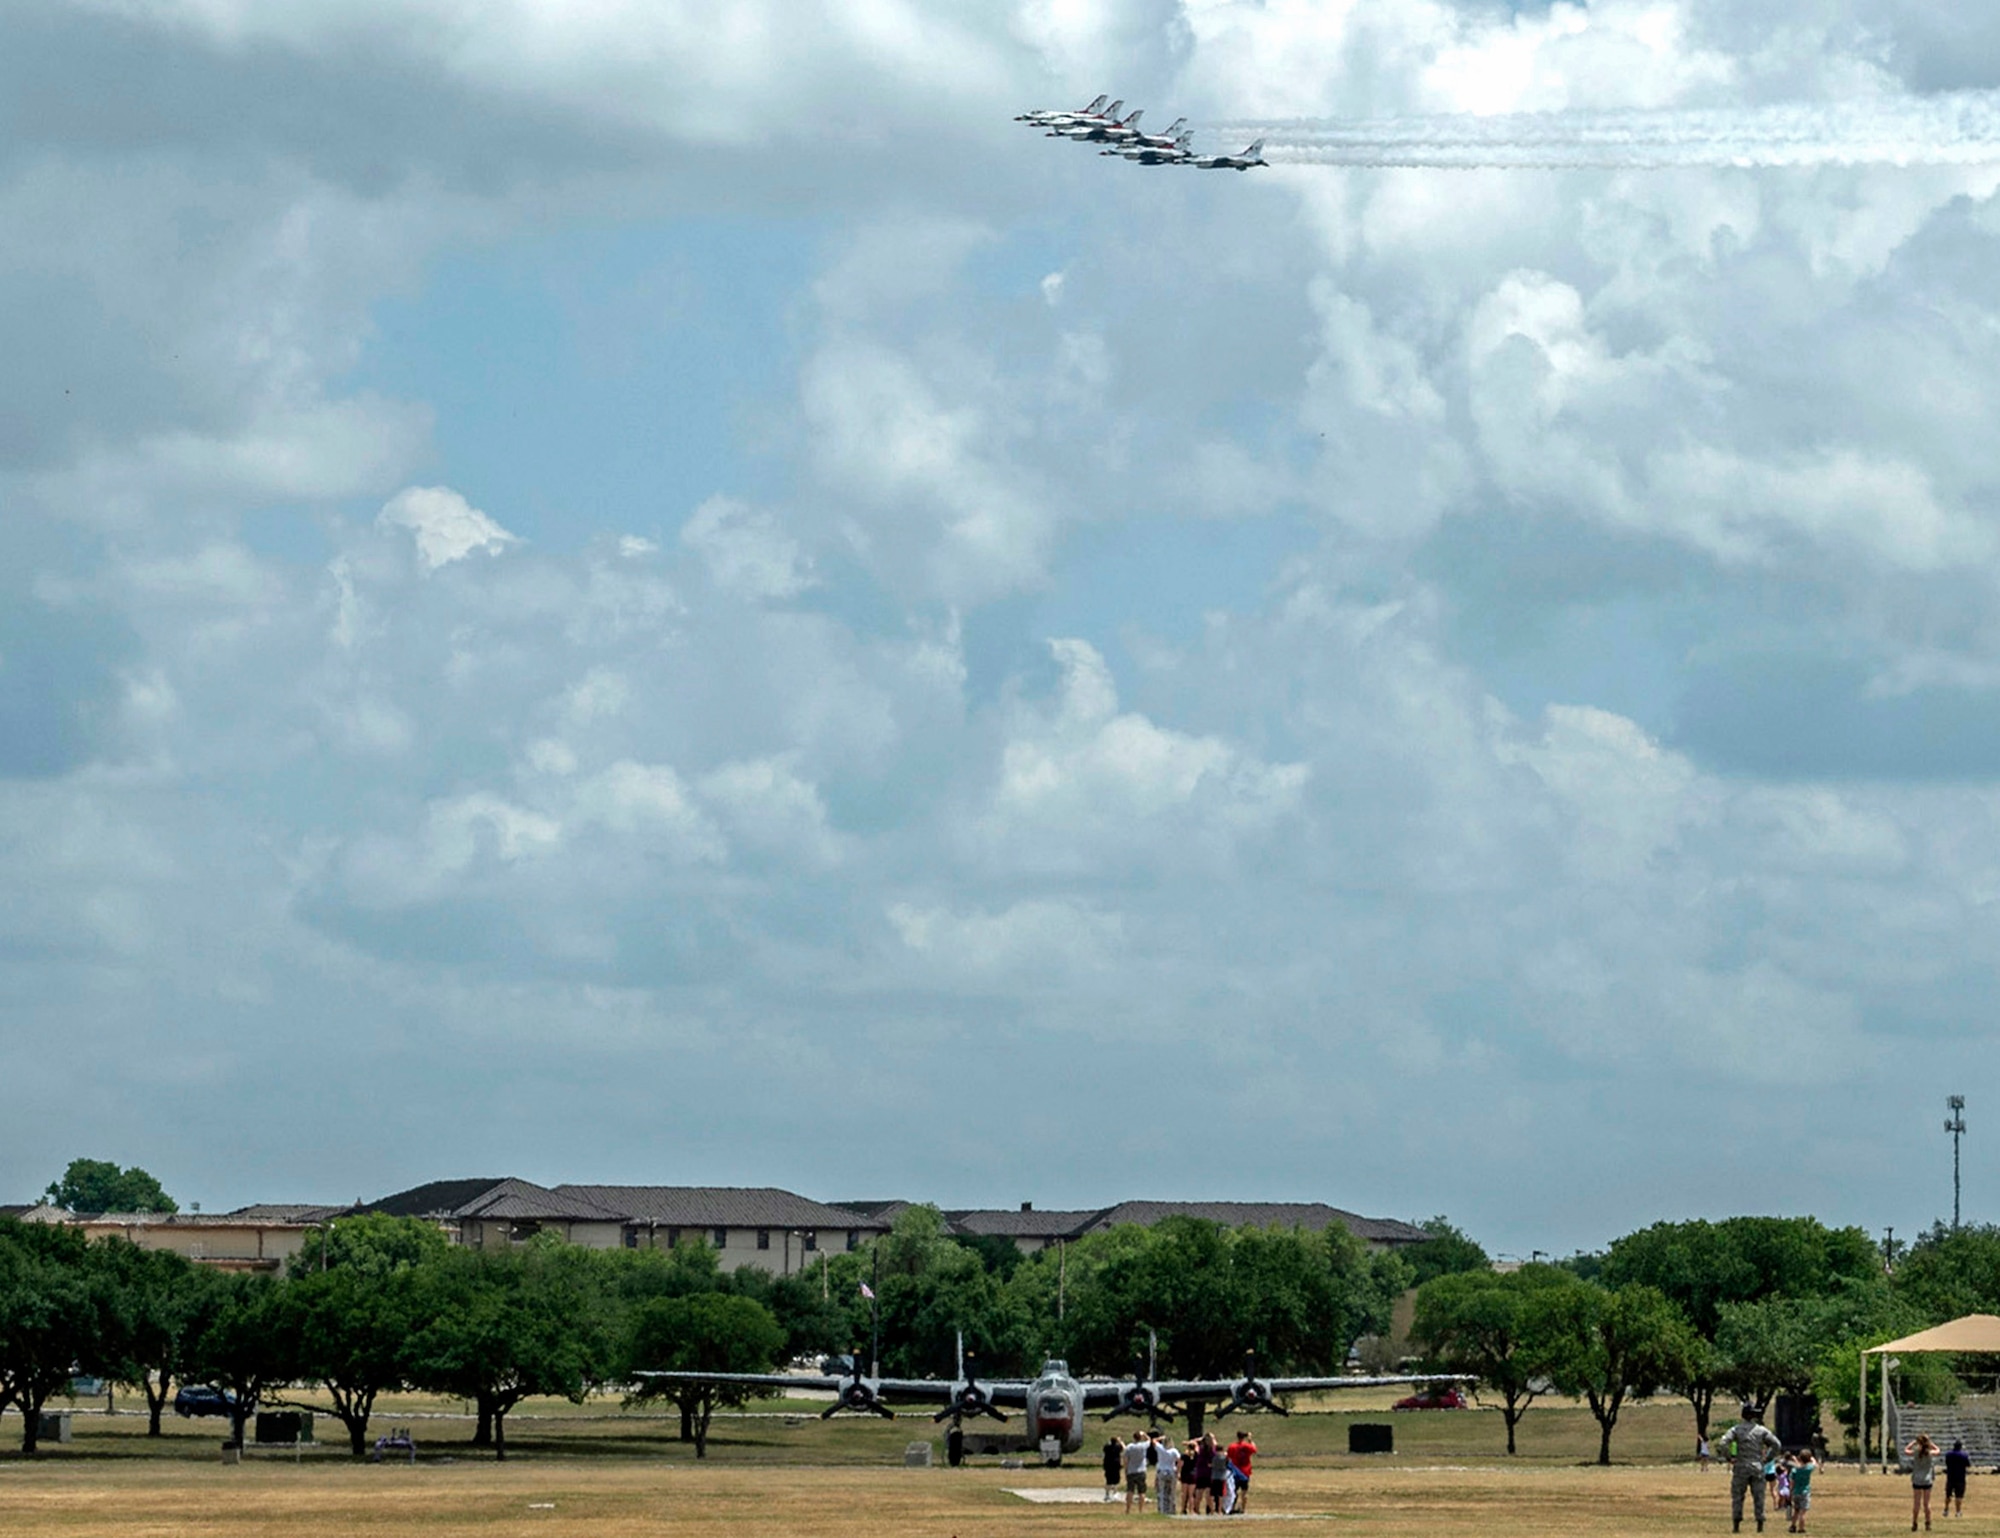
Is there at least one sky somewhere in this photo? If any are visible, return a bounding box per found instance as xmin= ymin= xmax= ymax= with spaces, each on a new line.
xmin=6 ymin=0 xmax=2000 ymax=1258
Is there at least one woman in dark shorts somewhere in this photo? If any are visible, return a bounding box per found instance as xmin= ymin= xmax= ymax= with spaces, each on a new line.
xmin=1181 ymin=1439 xmax=1201 ymax=1509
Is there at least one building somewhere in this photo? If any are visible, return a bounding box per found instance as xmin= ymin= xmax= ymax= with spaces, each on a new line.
xmin=358 ymin=1178 xmax=889 ymax=1274
xmin=30 ymin=1205 xmax=340 ymax=1271
xmin=867 ymin=1198 xmax=1434 ymax=1256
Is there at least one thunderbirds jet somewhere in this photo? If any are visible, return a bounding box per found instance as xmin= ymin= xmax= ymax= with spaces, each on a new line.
xmin=1014 ymin=93 xmax=1111 ymax=128
xmin=1053 ymin=107 xmax=1145 ymax=144
xmin=1191 ymin=138 xmax=1267 ymax=171
xmin=639 ymin=1331 xmax=1463 ymax=1463
xmin=1106 ymin=132 xmax=1194 ymax=166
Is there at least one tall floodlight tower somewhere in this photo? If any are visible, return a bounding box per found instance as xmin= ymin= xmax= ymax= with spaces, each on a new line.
xmin=1946 ymin=1095 xmax=1967 ymax=1230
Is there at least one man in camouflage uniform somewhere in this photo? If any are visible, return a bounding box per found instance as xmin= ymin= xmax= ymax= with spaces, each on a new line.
xmin=1721 ymin=1403 xmax=1785 ymax=1532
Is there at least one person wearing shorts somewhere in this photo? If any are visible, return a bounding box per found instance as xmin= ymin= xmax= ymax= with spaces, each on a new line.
xmin=1945 ymin=1440 xmax=1970 ymax=1517
xmin=1227 ymin=1432 xmax=1258 ymax=1514
xmin=1180 ymin=1439 xmax=1200 ymax=1512
xmin=1907 ymin=1434 xmax=1939 ymax=1531
xmin=1103 ymin=1434 xmax=1124 ymax=1503
xmin=1788 ymin=1449 xmax=1816 ymax=1533
xmin=1205 ymin=1433 xmax=1227 ymax=1512
xmin=1124 ymin=1431 xmax=1151 ymax=1513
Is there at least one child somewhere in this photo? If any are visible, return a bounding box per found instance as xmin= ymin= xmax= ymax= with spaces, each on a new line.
xmin=1788 ymin=1447 xmax=1816 ymax=1533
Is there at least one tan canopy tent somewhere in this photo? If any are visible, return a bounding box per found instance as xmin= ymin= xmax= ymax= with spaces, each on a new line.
xmin=1862 ymin=1314 xmax=2000 ymax=1471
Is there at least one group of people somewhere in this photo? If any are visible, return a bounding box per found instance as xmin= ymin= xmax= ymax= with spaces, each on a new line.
xmin=1904 ymin=1433 xmax=1973 ymax=1529
xmin=1715 ymin=1402 xmax=1976 ymax=1534
xmin=1717 ymin=1405 xmax=1818 ymax=1533
xmin=1103 ymin=1427 xmax=1257 ymax=1515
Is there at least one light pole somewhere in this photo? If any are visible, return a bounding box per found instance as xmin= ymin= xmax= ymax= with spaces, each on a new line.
xmin=1946 ymin=1096 xmax=1967 ymax=1230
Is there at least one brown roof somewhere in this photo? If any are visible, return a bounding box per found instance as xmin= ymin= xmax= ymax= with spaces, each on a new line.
xmin=1083 ymin=1201 xmax=1431 ymax=1245
xmin=362 ymin=1178 xmax=626 ymax=1224
xmin=949 ymin=1208 xmax=1104 ymax=1238
xmin=226 ymin=1204 xmax=352 ymax=1224
xmin=558 ymin=1186 xmax=886 ymax=1230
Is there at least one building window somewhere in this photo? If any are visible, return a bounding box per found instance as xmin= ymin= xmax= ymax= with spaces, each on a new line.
xmin=803 ymin=1230 xmax=817 ymax=1251
xmin=623 ymin=1228 xmax=639 ymax=1249
xmin=666 ymin=1227 xmax=681 ymax=1248
xmin=757 ymin=1228 xmax=771 ymax=1250
xmin=712 ymin=1226 xmax=728 ymax=1248
xmin=846 ymin=1229 xmax=859 ymax=1251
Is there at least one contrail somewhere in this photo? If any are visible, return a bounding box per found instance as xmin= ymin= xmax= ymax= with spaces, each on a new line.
xmin=1208 ymin=93 xmax=2000 ymax=168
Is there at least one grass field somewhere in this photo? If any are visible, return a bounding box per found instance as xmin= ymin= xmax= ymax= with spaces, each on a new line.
xmin=0 ymin=1396 xmax=1966 ymax=1535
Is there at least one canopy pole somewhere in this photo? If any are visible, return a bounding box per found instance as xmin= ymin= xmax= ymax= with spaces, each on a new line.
xmin=1882 ymin=1352 xmax=1892 ymax=1475
xmin=1861 ymin=1349 xmax=1868 ymax=1470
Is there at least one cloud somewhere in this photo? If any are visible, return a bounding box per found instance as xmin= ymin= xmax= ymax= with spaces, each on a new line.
xmin=378 ymin=485 xmax=519 ymax=571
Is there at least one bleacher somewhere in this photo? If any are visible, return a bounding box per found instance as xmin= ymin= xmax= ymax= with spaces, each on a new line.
xmin=1888 ymin=1393 xmax=2000 ymax=1469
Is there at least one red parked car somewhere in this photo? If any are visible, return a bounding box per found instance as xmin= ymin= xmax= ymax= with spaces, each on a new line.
xmin=1392 ymin=1386 xmax=1469 ymax=1410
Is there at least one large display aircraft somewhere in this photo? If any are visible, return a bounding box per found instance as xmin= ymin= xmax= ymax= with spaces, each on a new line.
xmin=1106 ymin=132 xmax=1194 ymax=166
xmin=1014 ymin=93 xmax=1111 ymax=128
xmin=1054 ymin=107 xmax=1145 ymax=144
xmin=1191 ymin=138 xmax=1267 ymax=171
xmin=638 ymin=1332 xmax=1463 ymax=1462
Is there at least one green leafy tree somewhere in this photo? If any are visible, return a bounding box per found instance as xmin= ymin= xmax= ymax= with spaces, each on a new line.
xmin=0 ymin=1218 xmax=112 ymax=1453
xmin=1525 ymin=1279 xmax=1695 ymax=1465
xmin=42 ymin=1159 xmax=178 ymax=1215
xmin=286 ymin=1215 xmax=450 ymax=1455
xmin=626 ymin=1293 xmax=786 ymax=1457
xmin=1405 ymin=1218 xmax=1491 ymax=1289
xmin=1892 ymin=1223 xmax=2000 ymax=1320
xmin=408 ymin=1243 xmax=603 ymax=1459
xmin=96 ymin=1240 xmax=218 ymax=1435
xmin=1600 ymin=1216 xmax=1882 ymax=1442
xmin=184 ymin=1272 xmax=300 ymax=1450
xmin=1412 ymin=1264 xmax=1566 ymax=1454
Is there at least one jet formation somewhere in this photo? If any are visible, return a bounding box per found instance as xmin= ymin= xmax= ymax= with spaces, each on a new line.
xmin=1015 ymin=94 xmax=1266 ymax=171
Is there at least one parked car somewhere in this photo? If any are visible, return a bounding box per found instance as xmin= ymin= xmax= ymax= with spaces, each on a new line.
xmin=173 ymin=1385 xmax=238 ymax=1418
xmin=818 ymin=1354 xmax=855 ymax=1377
xmin=1392 ymin=1386 xmax=1469 ymax=1410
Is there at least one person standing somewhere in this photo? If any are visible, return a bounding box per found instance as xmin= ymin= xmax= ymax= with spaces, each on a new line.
xmin=1124 ymin=1429 xmax=1151 ymax=1514
xmin=1787 ymin=1448 xmax=1816 ymax=1533
xmin=1944 ymin=1439 xmax=1971 ymax=1518
xmin=1721 ymin=1403 xmax=1784 ymax=1533
xmin=1226 ymin=1430 xmax=1258 ymax=1515
xmin=1699 ymin=1434 xmax=1712 ymax=1471
xmin=1205 ymin=1432 xmax=1227 ymax=1514
xmin=1156 ymin=1434 xmax=1181 ymax=1514
xmin=1103 ymin=1433 xmax=1125 ymax=1503
xmin=1180 ymin=1438 xmax=1201 ymax=1514
xmin=1907 ymin=1434 xmax=1940 ymax=1531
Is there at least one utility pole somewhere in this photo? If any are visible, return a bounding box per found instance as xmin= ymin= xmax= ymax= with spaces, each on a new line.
xmin=1946 ymin=1096 xmax=1968 ymax=1230
xmin=1883 ymin=1226 xmax=1897 ymax=1272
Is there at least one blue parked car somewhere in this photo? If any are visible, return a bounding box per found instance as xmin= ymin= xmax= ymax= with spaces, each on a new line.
xmin=173 ymin=1385 xmax=238 ymax=1418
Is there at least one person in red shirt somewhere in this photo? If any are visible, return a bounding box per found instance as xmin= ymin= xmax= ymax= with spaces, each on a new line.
xmin=1226 ymin=1432 xmax=1257 ymax=1513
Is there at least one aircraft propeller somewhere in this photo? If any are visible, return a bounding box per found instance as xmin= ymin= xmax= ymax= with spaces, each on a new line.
xmin=822 ymin=1353 xmax=896 ymax=1421
xmin=932 ymin=1332 xmax=1009 ymax=1424
xmin=1105 ymin=1329 xmax=1178 ymax=1423
xmin=1212 ymin=1350 xmax=1289 ymax=1420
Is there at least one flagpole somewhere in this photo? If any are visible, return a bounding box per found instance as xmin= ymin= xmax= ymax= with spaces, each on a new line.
xmin=870 ymin=1244 xmax=882 ymax=1379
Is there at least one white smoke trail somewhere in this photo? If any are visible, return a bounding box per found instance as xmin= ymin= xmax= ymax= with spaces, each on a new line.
xmin=1208 ymin=94 xmax=2000 ymax=169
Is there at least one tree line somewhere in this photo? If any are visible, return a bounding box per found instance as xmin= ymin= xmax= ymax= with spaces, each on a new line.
xmin=1413 ymin=1216 xmax=2000 ymax=1464
xmin=0 ymin=1203 xmax=1420 ymax=1458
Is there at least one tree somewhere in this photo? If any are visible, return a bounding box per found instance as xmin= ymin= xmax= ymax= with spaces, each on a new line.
xmin=42 ymin=1159 xmax=177 ymax=1215
xmin=408 ymin=1243 xmax=603 ymax=1459
xmin=183 ymin=1271 xmax=299 ymax=1450
xmin=1412 ymin=1265 xmax=1564 ymax=1454
xmin=286 ymin=1215 xmax=450 ymax=1456
xmin=1599 ymin=1216 xmax=1882 ymax=1443
xmin=1893 ymin=1223 xmax=2000 ymax=1320
xmin=1405 ymin=1218 xmax=1491 ymax=1289
xmin=0 ymin=1218 xmax=112 ymax=1453
xmin=96 ymin=1240 xmax=217 ymax=1435
xmin=1526 ymin=1279 xmax=1695 ymax=1465
xmin=626 ymin=1293 xmax=786 ymax=1457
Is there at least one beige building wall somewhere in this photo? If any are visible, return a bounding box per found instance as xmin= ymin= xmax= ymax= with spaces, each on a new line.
xmin=73 ymin=1217 xmax=311 ymax=1271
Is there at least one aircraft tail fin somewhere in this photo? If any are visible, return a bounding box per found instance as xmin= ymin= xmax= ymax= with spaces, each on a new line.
xmin=1245 ymin=139 xmax=1265 ymax=157
xmin=1123 ymin=108 xmax=1143 ymax=129
xmin=1163 ymin=117 xmax=1186 ymax=137
xmin=1084 ymin=93 xmax=1108 ymax=114
xmin=1104 ymin=99 xmax=1123 ymax=119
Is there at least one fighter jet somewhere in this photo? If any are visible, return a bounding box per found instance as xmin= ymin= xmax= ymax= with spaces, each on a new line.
xmin=638 ymin=1329 xmax=1466 ymax=1462
xmin=1054 ymin=107 xmax=1144 ymax=144
xmin=1105 ymin=131 xmax=1194 ymax=166
xmin=1126 ymin=116 xmax=1187 ymax=151
xmin=1015 ymin=93 xmax=1110 ymax=128
xmin=1191 ymin=138 xmax=1267 ymax=170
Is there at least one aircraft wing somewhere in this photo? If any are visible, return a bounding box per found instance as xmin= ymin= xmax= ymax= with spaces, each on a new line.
xmin=633 ymin=1371 xmax=1041 ymax=1408
xmin=1150 ymin=1372 xmax=1473 ymax=1399
xmin=632 ymin=1371 xmax=845 ymax=1393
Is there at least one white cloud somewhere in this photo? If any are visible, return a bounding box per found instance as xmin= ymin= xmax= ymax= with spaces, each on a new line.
xmin=680 ymin=495 xmax=817 ymax=600
xmin=378 ymin=486 xmax=519 ymax=572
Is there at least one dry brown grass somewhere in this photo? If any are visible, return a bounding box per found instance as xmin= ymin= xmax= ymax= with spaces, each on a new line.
xmin=0 ymin=1403 xmax=1974 ymax=1537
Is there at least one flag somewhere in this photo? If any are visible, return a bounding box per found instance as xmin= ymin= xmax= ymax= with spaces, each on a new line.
xmin=859 ymin=1282 xmax=875 ymax=1300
